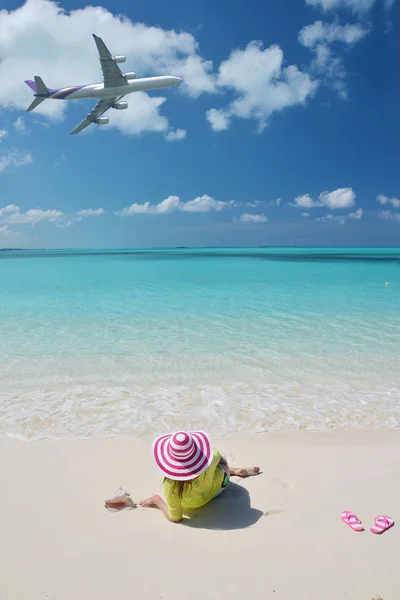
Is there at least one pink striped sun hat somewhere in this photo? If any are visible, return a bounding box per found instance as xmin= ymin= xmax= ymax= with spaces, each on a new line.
xmin=152 ymin=430 xmax=213 ymax=481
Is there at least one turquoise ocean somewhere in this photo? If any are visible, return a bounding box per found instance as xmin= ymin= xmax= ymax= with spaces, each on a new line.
xmin=1 ymin=247 xmax=399 ymax=440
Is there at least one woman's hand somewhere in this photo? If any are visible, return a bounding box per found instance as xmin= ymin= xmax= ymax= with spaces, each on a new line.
xmin=139 ymin=495 xmax=162 ymax=508
xmin=139 ymin=494 xmax=181 ymax=523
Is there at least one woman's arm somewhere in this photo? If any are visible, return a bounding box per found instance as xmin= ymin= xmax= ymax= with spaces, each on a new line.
xmin=139 ymin=495 xmax=182 ymax=523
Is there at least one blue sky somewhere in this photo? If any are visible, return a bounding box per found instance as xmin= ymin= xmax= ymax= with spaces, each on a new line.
xmin=0 ymin=0 xmax=398 ymax=248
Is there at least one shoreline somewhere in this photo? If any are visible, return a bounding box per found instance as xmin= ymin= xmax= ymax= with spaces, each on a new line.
xmin=1 ymin=423 xmax=400 ymax=442
xmin=2 ymin=428 xmax=399 ymax=599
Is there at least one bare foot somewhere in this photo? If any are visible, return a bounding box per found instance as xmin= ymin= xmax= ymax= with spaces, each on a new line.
xmin=229 ymin=466 xmax=260 ymax=478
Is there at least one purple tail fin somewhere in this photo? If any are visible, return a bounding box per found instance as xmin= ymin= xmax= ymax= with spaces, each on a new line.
xmin=25 ymin=80 xmax=38 ymax=92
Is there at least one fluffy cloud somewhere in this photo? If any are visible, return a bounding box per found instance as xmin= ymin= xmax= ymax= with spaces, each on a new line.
xmin=164 ymin=129 xmax=187 ymax=142
xmin=290 ymin=187 xmax=355 ymax=209
xmin=206 ymin=109 xmax=230 ymax=132
xmin=316 ymin=213 xmax=346 ymax=224
xmin=0 ymin=0 xmax=215 ymax=136
xmin=0 ymin=205 xmax=64 ymax=225
xmin=0 ymin=225 xmax=23 ymax=246
xmin=319 ymin=187 xmax=355 ymax=209
xmin=206 ymin=41 xmax=318 ymax=132
xmin=76 ymin=208 xmax=105 ymax=217
xmin=0 ymin=204 xmax=109 ymax=229
xmin=13 ymin=117 xmax=28 ymax=134
xmin=289 ymin=194 xmax=319 ymax=208
xmin=239 ymin=213 xmax=268 ymax=223
xmin=0 ymin=130 xmax=8 ymax=142
xmin=299 ymin=21 xmax=368 ymax=47
xmin=299 ymin=21 xmax=369 ymax=98
xmin=0 ymin=149 xmax=33 ymax=173
xmin=316 ymin=206 xmax=362 ymax=224
xmin=116 ymin=194 xmax=235 ymax=216
xmin=181 ymin=195 xmax=233 ymax=212
xmin=377 ymin=194 xmax=400 ymax=208
xmin=378 ymin=210 xmax=400 ymax=223
xmin=117 ymin=195 xmax=181 ymax=215
xmin=302 ymin=212 xmax=310 ymax=217
xmin=305 ymin=0 xmax=381 ymax=14
xmin=348 ymin=208 xmax=363 ymax=219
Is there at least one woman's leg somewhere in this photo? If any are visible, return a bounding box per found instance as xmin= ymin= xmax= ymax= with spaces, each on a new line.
xmin=219 ymin=456 xmax=260 ymax=478
xmin=228 ymin=466 xmax=260 ymax=477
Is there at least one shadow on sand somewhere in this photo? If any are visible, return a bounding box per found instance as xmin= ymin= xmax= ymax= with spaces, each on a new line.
xmin=182 ymin=482 xmax=264 ymax=530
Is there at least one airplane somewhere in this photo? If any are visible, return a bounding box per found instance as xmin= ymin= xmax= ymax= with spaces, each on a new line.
xmin=24 ymin=34 xmax=183 ymax=135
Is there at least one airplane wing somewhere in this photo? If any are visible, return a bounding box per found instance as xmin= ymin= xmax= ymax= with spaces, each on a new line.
xmin=92 ymin=34 xmax=128 ymax=88
xmin=69 ymin=96 xmax=122 ymax=135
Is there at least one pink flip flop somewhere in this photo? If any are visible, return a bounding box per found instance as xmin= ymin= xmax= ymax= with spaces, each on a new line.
xmin=370 ymin=516 xmax=394 ymax=535
xmin=341 ymin=510 xmax=365 ymax=532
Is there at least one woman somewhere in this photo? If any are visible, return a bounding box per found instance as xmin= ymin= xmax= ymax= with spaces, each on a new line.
xmin=138 ymin=430 xmax=260 ymax=523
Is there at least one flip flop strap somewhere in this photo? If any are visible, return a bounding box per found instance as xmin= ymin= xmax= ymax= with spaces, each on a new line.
xmin=375 ymin=516 xmax=390 ymax=528
xmin=347 ymin=514 xmax=360 ymax=525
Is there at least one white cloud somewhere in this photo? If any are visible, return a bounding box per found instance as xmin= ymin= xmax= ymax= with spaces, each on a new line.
xmin=378 ymin=210 xmax=400 ymax=223
xmin=305 ymin=0 xmax=377 ymax=14
xmin=116 ymin=195 xmax=180 ymax=216
xmin=319 ymin=187 xmax=355 ymax=209
xmin=289 ymin=194 xmax=320 ymax=208
xmin=0 ymin=0 xmax=215 ymax=136
xmin=302 ymin=212 xmax=310 ymax=217
xmin=76 ymin=208 xmax=105 ymax=217
xmin=240 ymin=213 xmax=268 ymax=223
xmin=56 ymin=220 xmax=73 ymax=228
xmin=0 ymin=205 xmax=64 ymax=225
xmin=298 ymin=21 xmax=369 ymax=98
xmin=116 ymin=194 xmax=234 ymax=216
xmin=299 ymin=21 xmax=368 ymax=48
xmin=0 ymin=149 xmax=32 ymax=173
xmin=348 ymin=208 xmax=363 ymax=219
xmin=290 ymin=187 xmax=356 ymax=210
xmin=101 ymin=94 xmax=169 ymax=137
xmin=377 ymin=194 xmax=400 ymax=208
xmin=316 ymin=213 xmax=346 ymax=224
xmin=0 ymin=225 xmax=23 ymax=246
xmin=181 ymin=195 xmax=233 ymax=212
xmin=13 ymin=117 xmax=28 ymax=134
xmin=164 ymin=128 xmax=187 ymax=142
xmin=206 ymin=108 xmax=230 ymax=131
xmin=0 ymin=130 xmax=8 ymax=142
xmin=168 ymin=55 xmax=216 ymax=98
xmin=206 ymin=41 xmax=318 ymax=132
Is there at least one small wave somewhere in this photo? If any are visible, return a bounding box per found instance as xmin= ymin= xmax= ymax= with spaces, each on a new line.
xmin=1 ymin=381 xmax=400 ymax=441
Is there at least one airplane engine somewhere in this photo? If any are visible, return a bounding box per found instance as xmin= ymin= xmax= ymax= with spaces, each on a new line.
xmin=113 ymin=101 xmax=128 ymax=110
xmin=124 ymin=72 xmax=136 ymax=80
xmin=113 ymin=55 xmax=126 ymax=64
xmin=95 ymin=116 xmax=109 ymax=125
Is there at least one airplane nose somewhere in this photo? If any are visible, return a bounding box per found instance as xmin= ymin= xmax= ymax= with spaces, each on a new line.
xmin=171 ymin=76 xmax=183 ymax=86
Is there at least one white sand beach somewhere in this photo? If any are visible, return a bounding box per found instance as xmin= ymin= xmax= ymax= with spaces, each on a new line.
xmin=1 ymin=429 xmax=399 ymax=600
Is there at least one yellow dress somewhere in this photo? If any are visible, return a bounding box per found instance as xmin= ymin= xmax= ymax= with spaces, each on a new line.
xmin=163 ymin=447 xmax=224 ymax=521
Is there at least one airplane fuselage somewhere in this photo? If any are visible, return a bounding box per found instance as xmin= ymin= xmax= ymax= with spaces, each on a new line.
xmin=44 ymin=75 xmax=182 ymax=100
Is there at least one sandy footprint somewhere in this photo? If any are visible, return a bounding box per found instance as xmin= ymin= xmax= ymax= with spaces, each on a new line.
xmin=264 ymin=509 xmax=284 ymax=517
xmin=271 ymin=478 xmax=295 ymax=491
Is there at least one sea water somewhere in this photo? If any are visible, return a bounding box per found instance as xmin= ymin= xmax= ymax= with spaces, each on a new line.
xmin=0 ymin=248 xmax=399 ymax=440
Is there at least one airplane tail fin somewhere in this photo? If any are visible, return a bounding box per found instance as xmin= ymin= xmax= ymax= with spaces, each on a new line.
xmin=25 ymin=76 xmax=50 ymax=112
xmin=33 ymin=76 xmax=49 ymax=96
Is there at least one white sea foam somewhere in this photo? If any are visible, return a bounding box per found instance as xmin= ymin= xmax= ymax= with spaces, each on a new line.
xmin=1 ymin=380 xmax=400 ymax=441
